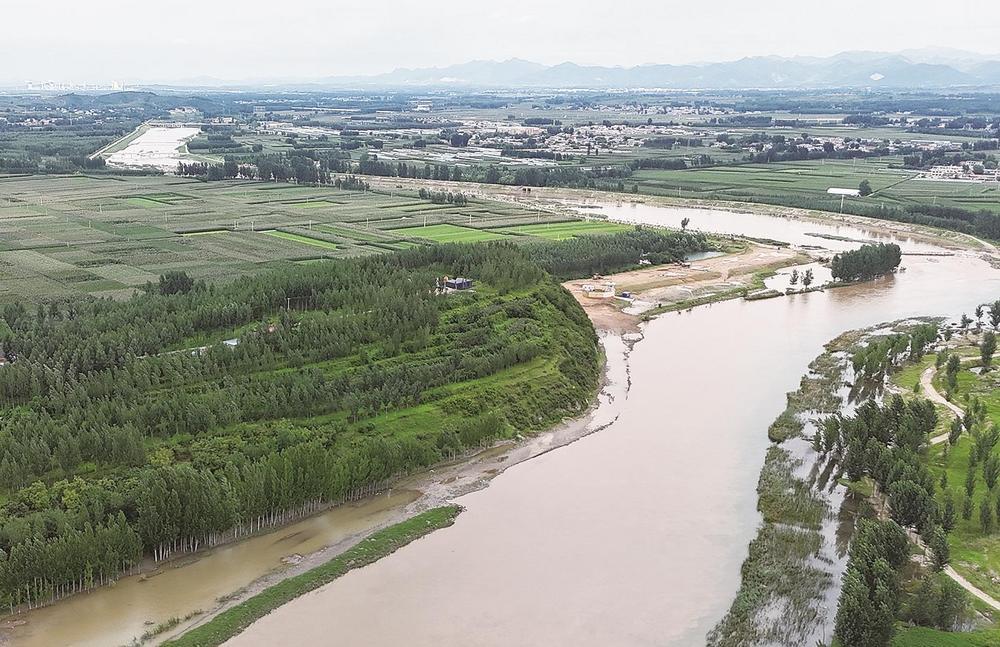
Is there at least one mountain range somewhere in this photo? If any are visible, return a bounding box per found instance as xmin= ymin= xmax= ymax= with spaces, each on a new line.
xmin=315 ymin=49 xmax=1000 ymax=90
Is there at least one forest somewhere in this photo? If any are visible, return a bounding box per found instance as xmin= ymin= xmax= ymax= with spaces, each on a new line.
xmin=0 ymin=229 xmax=705 ymax=612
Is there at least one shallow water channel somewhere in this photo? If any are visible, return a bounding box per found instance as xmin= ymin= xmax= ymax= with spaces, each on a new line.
xmin=9 ymin=204 xmax=1000 ymax=647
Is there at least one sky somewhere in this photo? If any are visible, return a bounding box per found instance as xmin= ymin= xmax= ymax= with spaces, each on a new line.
xmin=5 ymin=0 xmax=1000 ymax=84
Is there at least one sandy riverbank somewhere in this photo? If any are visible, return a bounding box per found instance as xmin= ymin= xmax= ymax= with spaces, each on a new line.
xmin=563 ymin=244 xmax=809 ymax=333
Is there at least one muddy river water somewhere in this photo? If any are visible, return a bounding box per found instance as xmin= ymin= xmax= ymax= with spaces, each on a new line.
xmin=9 ymin=202 xmax=1000 ymax=647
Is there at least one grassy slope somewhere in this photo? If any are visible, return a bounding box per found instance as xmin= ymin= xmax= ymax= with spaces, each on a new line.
xmin=164 ymin=506 xmax=461 ymax=647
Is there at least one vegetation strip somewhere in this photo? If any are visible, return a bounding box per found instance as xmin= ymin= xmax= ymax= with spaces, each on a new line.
xmin=163 ymin=505 xmax=461 ymax=647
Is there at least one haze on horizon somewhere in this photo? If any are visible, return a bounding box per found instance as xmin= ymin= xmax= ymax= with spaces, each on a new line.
xmin=5 ymin=0 xmax=1000 ymax=85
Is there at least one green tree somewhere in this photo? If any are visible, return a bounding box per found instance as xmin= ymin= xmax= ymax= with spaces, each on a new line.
xmin=980 ymin=498 xmax=994 ymax=534
xmin=859 ymin=179 xmax=873 ymax=196
xmin=981 ymin=331 xmax=997 ymax=371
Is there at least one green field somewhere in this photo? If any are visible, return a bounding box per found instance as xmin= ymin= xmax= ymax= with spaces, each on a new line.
xmin=391 ymin=223 xmax=509 ymax=243
xmin=634 ymin=158 xmax=1000 ymax=216
xmin=501 ymin=220 xmax=632 ymax=240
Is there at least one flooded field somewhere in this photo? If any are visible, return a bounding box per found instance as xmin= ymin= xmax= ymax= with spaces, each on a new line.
xmin=106 ymin=126 xmax=201 ymax=172
xmin=223 ymin=208 xmax=1000 ymax=646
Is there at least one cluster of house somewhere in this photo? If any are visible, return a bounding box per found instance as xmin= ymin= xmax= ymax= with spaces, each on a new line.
xmin=919 ymin=165 xmax=1000 ymax=182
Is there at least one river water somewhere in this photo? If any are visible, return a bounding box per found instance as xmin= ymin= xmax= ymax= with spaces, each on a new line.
xmin=9 ymin=203 xmax=1000 ymax=647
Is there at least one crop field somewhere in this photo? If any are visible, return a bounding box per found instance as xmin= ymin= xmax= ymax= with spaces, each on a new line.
xmin=633 ymin=157 xmax=1000 ymax=214
xmin=389 ymin=223 xmax=507 ymax=243
xmin=0 ymin=174 xmax=613 ymax=302
xmin=500 ymin=220 xmax=631 ymax=240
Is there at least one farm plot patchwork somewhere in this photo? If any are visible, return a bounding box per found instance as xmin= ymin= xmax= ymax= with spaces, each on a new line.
xmin=0 ymin=174 xmax=627 ymax=301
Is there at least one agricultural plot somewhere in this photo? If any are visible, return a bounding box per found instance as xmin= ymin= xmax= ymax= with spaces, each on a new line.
xmin=264 ymin=230 xmax=339 ymax=250
xmin=501 ymin=220 xmax=631 ymax=240
xmin=0 ymin=174 xmax=621 ymax=301
xmin=636 ymin=157 xmax=1000 ymax=216
xmin=389 ymin=223 xmax=509 ymax=243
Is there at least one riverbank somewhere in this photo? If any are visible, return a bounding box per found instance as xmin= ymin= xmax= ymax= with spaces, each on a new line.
xmin=163 ymin=506 xmax=462 ymax=647
xmin=562 ymin=242 xmax=810 ymax=333
xmin=711 ymin=319 xmax=1000 ymax=647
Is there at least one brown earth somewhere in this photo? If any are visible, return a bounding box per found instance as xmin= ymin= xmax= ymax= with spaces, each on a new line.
xmin=562 ymin=244 xmax=808 ymax=333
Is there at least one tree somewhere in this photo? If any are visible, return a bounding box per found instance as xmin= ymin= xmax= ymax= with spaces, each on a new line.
xmin=963 ymin=494 xmax=974 ymax=520
xmin=680 ymin=217 xmax=690 ymax=231
xmin=946 ymin=354 xmax=961 ymax=393
xmin=859 ymin=179 xmax=873 ymax=196
xmin=789 ymin=269 xmax=799 ymax=285
xmin=941 ymin=491 xmax=957 ymax=532
xmin=928 ymin=525 xmax=950 ymax=570
xmin=802 ymin=268 xmax=814 ymax=288
xmin=982 ymin=331 xmax=997 ymax=371
xmin=981 ymin=498 xmax=994 ymax=534
xmin=158 ymin=271 xmax=195 ymax=296
xmin=984 ymin=454 xmax=1000 ymax=490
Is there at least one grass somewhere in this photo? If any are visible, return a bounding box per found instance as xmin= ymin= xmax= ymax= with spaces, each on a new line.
xmin=163 ymin=506 xmax=461 ymax=647
xmin=262 ymin=230 xmax=338 ymax=250
xmin=891 ymin=626 xmax=1000 ymax=646
xmin=393 ymin=223 xmax=508 ymax=243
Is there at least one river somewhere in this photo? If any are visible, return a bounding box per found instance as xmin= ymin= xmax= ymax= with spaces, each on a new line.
xmin=8 ymin=203 xmax=1000 ymax=646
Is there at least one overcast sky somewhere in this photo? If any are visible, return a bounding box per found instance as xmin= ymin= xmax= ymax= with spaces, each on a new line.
xmin=5 ymin=0 xmax=1000 ymax=84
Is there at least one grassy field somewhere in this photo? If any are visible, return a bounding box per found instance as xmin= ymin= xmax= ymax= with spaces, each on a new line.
xmin=500 ymin=220 xmax=632 ymax=240
xmin=163 ymin=506 xmax=461 ymax=647
xmin=389 ymin=222 xmax=508 ymax=243
xmin=0 ymin=174 xmax=623 ymax=301
xmin=892 ymin=626 xmax=1000 ymax=646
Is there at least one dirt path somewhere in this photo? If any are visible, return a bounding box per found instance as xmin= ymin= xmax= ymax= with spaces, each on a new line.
xmin=921 ymin=365 xmax=966 ymax=423
xmin=945 ymin=566 xmax=1000 ymax=612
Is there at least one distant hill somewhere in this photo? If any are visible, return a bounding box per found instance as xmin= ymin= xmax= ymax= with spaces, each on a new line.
xmin=320 ymin=50 xmax=1000 ymax=89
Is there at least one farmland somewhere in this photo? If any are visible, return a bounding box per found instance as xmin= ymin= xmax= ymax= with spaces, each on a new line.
xmin=0 ymin=174 xmax=614 ymax=302
xmin=634 ymin=157 xmax=1000 ymax=215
